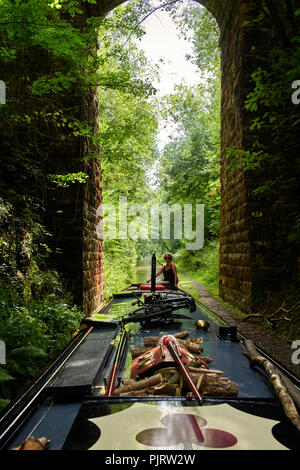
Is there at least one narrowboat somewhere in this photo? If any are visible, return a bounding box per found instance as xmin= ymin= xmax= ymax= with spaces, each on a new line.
xmin=1 ymin=255 xmax=300 ymax=451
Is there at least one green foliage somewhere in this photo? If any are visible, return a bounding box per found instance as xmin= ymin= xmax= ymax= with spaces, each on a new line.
xmin=48 ymin=172 xmax=89 ymax=187
xmin=104 ymin=240 xmax=138 ymax=298
xmin=177 ymin=239 xmax=220 ymax=294
xmin=158 ymin=79 xmax=221 ymax=240
xmin=99 ymin=89 xmax=158 ymax=166
xmin=0 ymin=198 xmax=82 ymax=410
xmin=97 ymin=3 xmax=161 ymax=293
xmin=172 ymin=3 xmax=221 ymax=77
xmin=147 ymin=2 xmax=222 ymax=284
xmin=0 ymin=288 xmax=83 ymax=410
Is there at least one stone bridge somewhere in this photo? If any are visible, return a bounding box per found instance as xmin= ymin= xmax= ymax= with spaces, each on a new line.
xmin=46 ymin=0 xmax=298 ymax=315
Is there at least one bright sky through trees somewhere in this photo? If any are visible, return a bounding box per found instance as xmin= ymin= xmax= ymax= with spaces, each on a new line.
xmin=137 ymin=1 xmax=201 ymax=148
xmin=139 ymin=4 xmax=199 ymax=95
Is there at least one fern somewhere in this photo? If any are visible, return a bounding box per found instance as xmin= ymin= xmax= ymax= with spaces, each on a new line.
xmin=0 ymin=366 xmax=14 ymax=382
xmin=10 ymin=346 xmax=47 ymax=359
xmin=0 ymin=398 xmax=10 ymax=411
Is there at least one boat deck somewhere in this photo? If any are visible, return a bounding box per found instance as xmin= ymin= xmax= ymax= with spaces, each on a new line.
xmin=1 ymin=287 xmax=300 ymax=450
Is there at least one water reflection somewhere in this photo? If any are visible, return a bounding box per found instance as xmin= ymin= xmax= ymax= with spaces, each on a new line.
xmin=136 ymin=256 xmax=164 ymax=284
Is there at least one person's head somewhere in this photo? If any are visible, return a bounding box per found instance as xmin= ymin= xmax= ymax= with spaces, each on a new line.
xmin=163 ymin=253 xmax=173 ymax=263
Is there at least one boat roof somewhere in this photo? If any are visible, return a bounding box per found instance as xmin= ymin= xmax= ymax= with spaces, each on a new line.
xmin=1 ymin=287 xmax=300 ymax=450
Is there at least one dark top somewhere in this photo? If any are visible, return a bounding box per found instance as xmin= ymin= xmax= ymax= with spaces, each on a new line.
xmin=163 ymin=264 xmax=177 ymax=287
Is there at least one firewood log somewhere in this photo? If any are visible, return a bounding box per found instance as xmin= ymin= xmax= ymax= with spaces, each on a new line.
xmin=189 ymin=373 xmax=238 ymax=396
xmin=174 ymin=331 xmax=191 ymax=339
xmin=243 ymin=339 xmax=300 ymax=432
xmin=143 ymin=337 xmax=159 ymax=347
xmin=143 ymin=331 xmax=190 ymax=347
xmin=158 ymin=367 xmax=180 ymax=384
xmin=143 ymin=337 xmax=203 ymax=354
xmin=179 ymin=339 xmax=203 ymax=354
xmin=188 ymin=357 xmax=214 ymax=368
xmin=152 ymin=382 xmax=178 ymax=396
xmin=187 ymin=366 xmax=223 ymax=376
xmin=121 ymin=378 xmax=136 ymax=386
xmin=119 ymin=382 xmax=178 ymax=397
xmin=113 ymin=373 xmax=162 ymax=396
xmin=130 ymin=346 xmax=152 ymax=359
xmin=201 ymin=375 xmax=238 ymax=397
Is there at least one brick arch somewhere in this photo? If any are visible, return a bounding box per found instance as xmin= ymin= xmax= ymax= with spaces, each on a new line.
xmin=70 ymin=0 xmax=293 ymax=315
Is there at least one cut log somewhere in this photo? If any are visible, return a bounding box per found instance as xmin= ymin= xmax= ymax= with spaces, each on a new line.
xmin=152 ymin=382 xmax=178 ymax=396
xmin=188 ymin=373 xmax=238 ymax=396
xmin=196 ymin=374 xmax=204 ymax=391
xmin=158 ymin=367 xmax=180 ymax=384
xmin=279 ymin=374 xmax=300 ymax=412
xmin=113 ymin=373 xmax=162 ymax=396
xmin=179 ymin=339 xmax=203 ymax=354
xmin=143 ymin=331 xmax=190 ymax=347
xmin=143 ymin=336 xmax=203 ymax=354
xmin=119 ymin=383 xmax=178 ymax=397
xmin=187 ymin=366 xmax=223 ymax=376
xmin=143 ymin=337 xmax=159 ymax=347
xmin=130 ymin=346 xmax=152 ymax=359
xmin=174 ymin=331 xmax=191 ymax=340
xmin=189 ymin=338 xmax=203 ymax=344
xmin=121 ymin=378 xmax=136 ymax=386
xmin=243 ymin=339 xmax=300 ymax=432
xmin=188 ymin=357 xmax=214 ymax=368
xmin=201 ymin=375 xmax=238 ymax=397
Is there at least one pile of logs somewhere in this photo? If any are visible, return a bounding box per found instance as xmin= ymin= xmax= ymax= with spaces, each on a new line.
xmin=113 ymin=331 xmax=238 ymax=398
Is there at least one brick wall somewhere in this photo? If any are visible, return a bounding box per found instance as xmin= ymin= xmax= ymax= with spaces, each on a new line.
xmin=81 ymin=87 xmax=105 ymax=316
xmin=55 ymin=0 xmax=297 ymax=315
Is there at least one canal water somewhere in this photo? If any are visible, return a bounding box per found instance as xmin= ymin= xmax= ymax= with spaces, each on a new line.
xmin=135 ymin=256 xmax=157 ymax=284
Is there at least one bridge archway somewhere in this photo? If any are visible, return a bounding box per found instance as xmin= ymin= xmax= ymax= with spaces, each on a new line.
xmin=57 ymin=0 xmax=295 ymax=315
